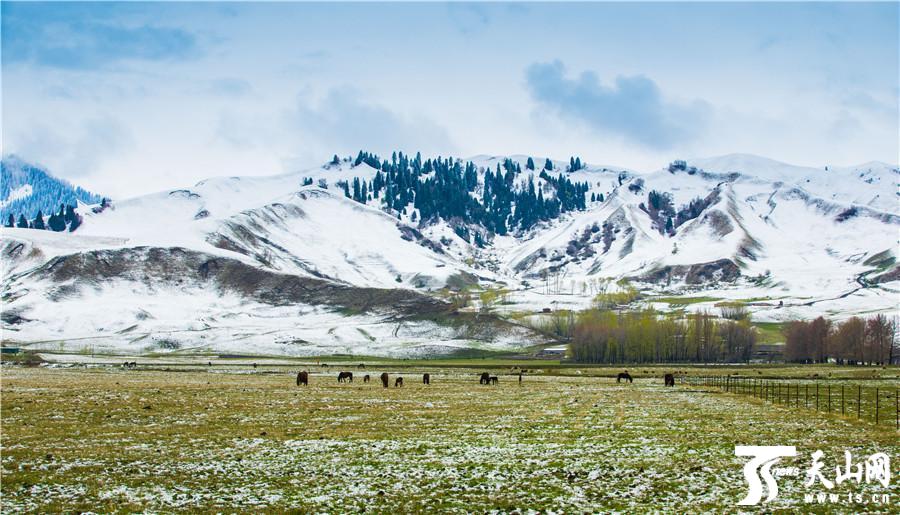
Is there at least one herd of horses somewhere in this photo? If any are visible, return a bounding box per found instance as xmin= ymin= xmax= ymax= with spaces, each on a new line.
xmin=121 ymin=360 xmax=676 ymax=387
xmin=296 ymin=369 xmax=678 ymax=388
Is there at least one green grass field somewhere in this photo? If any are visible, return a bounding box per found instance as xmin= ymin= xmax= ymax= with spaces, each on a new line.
xmin=2 ymin=364 xmax=898 ymax=512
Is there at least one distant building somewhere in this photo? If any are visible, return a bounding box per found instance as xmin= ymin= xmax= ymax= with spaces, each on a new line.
xmin=536 ymin=345 xmax=568 ymax=358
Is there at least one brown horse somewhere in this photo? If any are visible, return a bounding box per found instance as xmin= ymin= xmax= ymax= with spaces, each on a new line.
xmin=380 ymin=372 xmax=389 ymax=388
xmin=395 ymin=377 xmax=404 ymax=387
xmin=297 ymin=371 xmax=309 ymax=386
xmin=423 ymin=373 xmax=430 ymax=385
xmin=479 ymin=372 xmax=490 ymax=385
xmin=617 ymin=371 xmax=633 ymax=383
xmin=664 ymin=373 xmax=675 ymax=387
xmin=338 ymin=371 xmax=353 ymax=383
xmin=363 ymin=374 xmax=370 ymax=383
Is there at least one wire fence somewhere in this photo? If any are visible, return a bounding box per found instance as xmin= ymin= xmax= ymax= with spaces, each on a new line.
xmin=684 ymin=375 xmax=900 ymax=429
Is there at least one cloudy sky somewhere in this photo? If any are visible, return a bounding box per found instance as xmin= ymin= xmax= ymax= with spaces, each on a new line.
xmin=2 ymin=2 xmax=898 ymax=198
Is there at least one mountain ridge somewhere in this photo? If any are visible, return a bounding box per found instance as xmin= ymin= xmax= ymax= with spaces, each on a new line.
xmin=2 ymin=152 xmax=897 ymax=356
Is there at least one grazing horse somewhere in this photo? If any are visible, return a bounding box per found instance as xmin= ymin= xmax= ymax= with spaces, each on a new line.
xmin=297 ymin=371 xmax=309 ymax=386
xmin=664 ymin=373 xmax=675 ymax=387
xmin=489 ymin=376 xmax=499 ymax=385
xmin=123 ymin=361 xmax=137 ymax=369
xmin=363 ymin=374 xmax=370 ymax=383
xmin=395 ymin=377 xmax=404 ymax=387
xmin=380 ymin=373 xmax=389 ymax=388
xmin=423 ymin=373 xmax=430 ymax=385
xmin=479 ymin=372 xmax=491 ymax=385
xmin=358 ymin=363 xmax=366 ymax=369
xmin=338 ymin=371 xmax=353 ymax=383
xmin=617 ymin=371 xmax=633 ymax=383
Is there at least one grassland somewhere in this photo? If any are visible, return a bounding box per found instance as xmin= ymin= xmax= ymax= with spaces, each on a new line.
xmin=2 ymin=364 xmax=898 ymax=512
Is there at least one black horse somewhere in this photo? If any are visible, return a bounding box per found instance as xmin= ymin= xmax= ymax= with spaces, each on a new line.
xmin=395 ymin=377 xmax=404 ymax=387
xmin=617 ymin=371 xmax=633 ymax=383
xmin=380 ymin=372 xmax=389 ymax=388
xmin=479 ymin=372 xmax=491 ymax=385
xmin=297 ymin=371 xmax=309 ymax=386
xmin=338 ymin=371 xmax=353 ymax=383
xmin=363 ymin=374 xmax=370 ymax=383
xmin=489 ymin=376 xmax=499 ymax=385
xmin=423 ymin=373 xmax=431 ymax=385
xmin=664 ymin=373 xmax=675 ymax=387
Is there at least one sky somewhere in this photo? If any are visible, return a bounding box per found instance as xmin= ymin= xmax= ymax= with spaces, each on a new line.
xmin=2 ymin=1 xmax=898 ymax=198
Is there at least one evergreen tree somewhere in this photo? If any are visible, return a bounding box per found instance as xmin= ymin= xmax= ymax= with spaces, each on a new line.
xmin=48 ymin=211 xmax=66 ymax=231
xmin=17 ymin=214 xmax=28 ymax=228
xmin=526 ymin=157 xmax=535 ymax=170
xmin=331 ymin=154 xmax=340 ymax=165
xmin=66 ymin=205 xmax=81 ymax=232
xmin=544 ymin=158 xmax=553 ymax=171
xmin=32 ymin=210 xmax=45 ymax=230
xmin=5 ymin=213 xmax=14 ymax=227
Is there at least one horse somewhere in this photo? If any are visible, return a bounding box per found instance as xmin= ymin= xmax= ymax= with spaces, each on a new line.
xmin=363 ymin=374 xmax=370 ymax=383
xmin=489 ymin=376 xmax=499 ymax=385
xmin=395 ymin=377 xmax=404 ymax=387
xmin=380 ymin=372 xmax=389 ymax=388
xmin=479 ymin=372 xmax=491 ymax=385
xmin=617 ymin=371 xmax=633 ymax=383
xmin=122 ymin=361 xmax=137 ymax=369
xmin=664 ymin=373 xmax=675 ymax=387
xmin=423 ymin=373 xmax=431 ymax=385
xmin=358 ymin=363 xmax=366 ymax=369
xmin=297 ymin=371 xmax=309 ymax=386
xmin=338 ymin=371 xmax=353 ymax=383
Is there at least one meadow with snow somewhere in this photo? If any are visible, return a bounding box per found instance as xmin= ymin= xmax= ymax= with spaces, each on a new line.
xmin=2 ymin=364 xmax=898 ymax=512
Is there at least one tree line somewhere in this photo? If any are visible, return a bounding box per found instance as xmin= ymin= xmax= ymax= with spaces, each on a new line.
xmin=784 ymin=314 xmax=897 ymax=365
xmin=4 ymin=203 xmax=84 ymax=232
xmin=317 ymin=151 xmax=592 ymax=239
xmin=569 ymin=309 xmax=756 ymax=364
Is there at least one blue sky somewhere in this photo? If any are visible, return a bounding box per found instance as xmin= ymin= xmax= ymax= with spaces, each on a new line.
xmin=2 ymin=1 xmax=897 ymax=197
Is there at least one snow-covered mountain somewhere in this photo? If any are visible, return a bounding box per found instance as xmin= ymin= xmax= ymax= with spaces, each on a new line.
xmin=2 ymin=152 xmax=897 ymax=356
xmin=1 ymin=155 xmax=104 ymax=221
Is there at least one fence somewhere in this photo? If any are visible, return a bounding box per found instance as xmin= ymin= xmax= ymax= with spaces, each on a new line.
xmin=685 ymin=375 xmax=899 ymax=429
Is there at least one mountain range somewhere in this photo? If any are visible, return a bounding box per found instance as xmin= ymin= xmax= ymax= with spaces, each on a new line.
xmin=2 ymin=152 xmax=897 ymax=357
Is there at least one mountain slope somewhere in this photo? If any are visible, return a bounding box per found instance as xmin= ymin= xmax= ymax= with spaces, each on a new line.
xmin=2 ymin=152 xmax=897 ymax=356
xmin=1 ymin=155 xmax=104 ymax=220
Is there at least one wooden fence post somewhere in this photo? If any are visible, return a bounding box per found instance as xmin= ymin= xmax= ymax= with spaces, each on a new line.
xmin=875 ymin=388 xmax=879 ymax=425
xmin=857 ymin=386 xmax=861 ymax=419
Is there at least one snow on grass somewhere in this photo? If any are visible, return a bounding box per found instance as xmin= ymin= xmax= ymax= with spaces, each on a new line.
xmin=2 ymin=366 xmax=897 ymax=512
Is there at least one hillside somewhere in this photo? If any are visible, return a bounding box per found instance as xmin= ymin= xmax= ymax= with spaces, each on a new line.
xmin=1 ymin=155 xmax=104 ymax=221
xmin=2 ymin=152 xmax=897 ymax=356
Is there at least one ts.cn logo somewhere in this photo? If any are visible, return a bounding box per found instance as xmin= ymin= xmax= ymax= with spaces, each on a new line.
xmin=734 ymin=445 xmax=798 ymax=505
